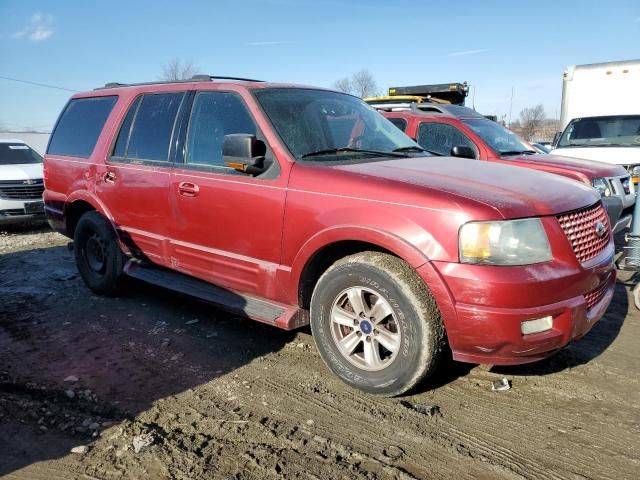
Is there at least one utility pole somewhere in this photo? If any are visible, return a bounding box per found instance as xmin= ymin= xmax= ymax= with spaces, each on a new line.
xmin=508 ymin=86 xmax=514 ymax=126
xmin=472 ymin=85 xmax=476 ymax=110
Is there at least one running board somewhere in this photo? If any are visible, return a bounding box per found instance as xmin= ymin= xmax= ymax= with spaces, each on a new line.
xmin=124 ymin=261 xmax=308 ymax=330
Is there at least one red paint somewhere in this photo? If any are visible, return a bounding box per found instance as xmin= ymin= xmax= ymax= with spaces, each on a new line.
xmin=44 ymin=81 xmax=615 ymax=364
xmin=381 ymin=110 xmax=627 ymax=184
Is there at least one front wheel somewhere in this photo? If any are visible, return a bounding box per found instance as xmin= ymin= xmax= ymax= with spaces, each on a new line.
xmin=310 ymin=252 xmax=445 ymax=396
xmin=73 ymin=211 xmax=124 ymax=295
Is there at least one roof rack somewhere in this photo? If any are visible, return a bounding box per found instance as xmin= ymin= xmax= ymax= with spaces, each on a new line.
xmin=388 ymin=82 xmax=469 ymax=105
xmin=96 ymin=74 xmax=264 ymax=90
xmin=190 ymin=75 xmax=264 ymax=82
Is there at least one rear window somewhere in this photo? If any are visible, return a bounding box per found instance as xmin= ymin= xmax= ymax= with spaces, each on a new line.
xmin=0 ymin=143 xmax=43 ymax=165
xmin=48 ymin=96 xmax=117 ymax=157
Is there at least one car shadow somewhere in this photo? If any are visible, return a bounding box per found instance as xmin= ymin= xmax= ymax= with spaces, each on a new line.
xmin=0 ymin=243 xmax=295 ymax=477
xmin=492 ymin=279 xmax=629 ymax=377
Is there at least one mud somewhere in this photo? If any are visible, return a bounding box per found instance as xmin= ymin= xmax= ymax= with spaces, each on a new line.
xmin=0 ymin=225 xmax=638 ymax=479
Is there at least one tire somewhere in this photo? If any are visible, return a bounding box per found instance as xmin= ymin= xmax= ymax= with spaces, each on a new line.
xmin=73 ymin=211 xmax=124 ymax=295
xmin=310 ymin=251 xmax=445 ymax=397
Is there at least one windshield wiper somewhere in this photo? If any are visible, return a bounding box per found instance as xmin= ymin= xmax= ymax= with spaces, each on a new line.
xmin=392 ymin=146 xmax=425 ymax=153
xmin=500 ymin=150 xmax=537 ymax=156
xmin=394 ymin=145 xmax=441 ymax=156
xmin=301 ymin=148 xmax=408 ymax=159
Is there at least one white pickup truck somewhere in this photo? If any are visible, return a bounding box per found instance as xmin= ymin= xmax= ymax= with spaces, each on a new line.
xmin=551 ymin=59 xmax=640 ymax=224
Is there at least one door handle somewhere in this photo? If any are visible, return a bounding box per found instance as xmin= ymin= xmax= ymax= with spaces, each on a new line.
xmin=103 ymin=171 xmax=116 ymax=184
xmin=178 ymin=181 xmax=199 ymax=197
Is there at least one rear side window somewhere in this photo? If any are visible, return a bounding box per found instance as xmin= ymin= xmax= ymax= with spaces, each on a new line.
xmin=387 ymin=117 xmax=407 ymax=132
xmin=48 ymin=96 xmax=117 ymax=157
xmin=417 ymin=122 xmax=476 ymax=156
xmin=112 ymin=96 xmax=141 ymax=158
xmin=124 ymin=93 xmax=185 ymax=162
xmin=185 ymin=92 xmax=256 ymax=168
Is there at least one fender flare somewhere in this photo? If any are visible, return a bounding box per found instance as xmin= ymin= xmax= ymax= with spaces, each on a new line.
xmin=65 ymin=190 xmax=113 ymax=221
xmin=65 ymin=191 xmax=130 ymax=253
xmin=288 ymin=225 xmax=430 ymax=301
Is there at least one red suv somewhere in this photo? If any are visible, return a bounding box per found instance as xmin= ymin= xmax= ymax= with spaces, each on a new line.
xmin=44 ymin=77 xmax=615 ymax=396
xmin=376 ymin=104 xmax=634 ymax=234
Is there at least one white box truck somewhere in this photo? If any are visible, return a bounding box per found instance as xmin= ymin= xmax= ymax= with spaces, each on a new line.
xmin=551 ymin=59 xmax=639 ymax=218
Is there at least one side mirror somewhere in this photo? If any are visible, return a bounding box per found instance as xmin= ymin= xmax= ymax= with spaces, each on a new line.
xmin=223 ymin=134 xmax=266 ymax=174
xmin=451 ymin=145 xmax=476 ymax=159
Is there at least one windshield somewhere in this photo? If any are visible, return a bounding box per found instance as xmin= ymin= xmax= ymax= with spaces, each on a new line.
xmin=0 ymin=143 xmax=43 ymax=165
xmin=463 ymin=118 xmax=534 ymax=156
xmin=253 ymin=88 xmax=421 ymax=161
xmin=557 ymin=115 xmax=640 ymax=148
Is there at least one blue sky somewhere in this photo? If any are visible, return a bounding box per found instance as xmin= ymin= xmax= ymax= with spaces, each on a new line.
xmin=1 ymin=0 xmax=639 ymax=131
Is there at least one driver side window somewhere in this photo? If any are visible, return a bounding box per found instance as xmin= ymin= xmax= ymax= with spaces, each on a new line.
xmin=185 ymin=92 xmax=257 ymax=169
xmin=417 ymin=122 xmax=476 ymax=157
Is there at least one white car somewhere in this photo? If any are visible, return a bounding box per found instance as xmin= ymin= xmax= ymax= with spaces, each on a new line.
xmin=551 ymin=115 xmax=639 ymax=216
xmin=0 ymin=139 xmax=45 ymax=225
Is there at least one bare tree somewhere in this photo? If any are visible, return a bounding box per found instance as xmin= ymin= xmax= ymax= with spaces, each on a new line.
xmin=519 ymin=104 xmax=546 ymax=141
xmin=332 ymin=69 xmax=379 ymax=98
xmin=332 ymin=77 xmax=354 ymax=94
xmin=351 ymin=70 xmax=379 ymax=98
xmin=160 ymin=59 xmax=199 ymax=81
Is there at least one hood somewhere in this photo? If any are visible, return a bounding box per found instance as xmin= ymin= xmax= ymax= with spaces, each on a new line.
xmin=333 ymin=156 xmax=600 ymax=219
xmin=550 ymin=147 xmax=640 ymax=166
xmin=498 ymin=153 xmax=627 ymax=181
xmin=0 ymin=163 xmax=43 ymax=181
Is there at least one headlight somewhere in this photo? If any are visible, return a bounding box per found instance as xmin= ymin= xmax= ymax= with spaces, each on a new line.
xmin=459 ymin=218 xmax=552 ymax=265
xmin=631 ymin=165 xmax=640 ymax=176
xmin=591 ymin=178 xmax=611 ymax=197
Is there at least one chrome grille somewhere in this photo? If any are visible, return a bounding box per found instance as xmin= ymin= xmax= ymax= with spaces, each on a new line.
xmin=557 ymin=202 xmax=610 ymax=263
xmin=0 ymin=180 xmax=44 ymax=200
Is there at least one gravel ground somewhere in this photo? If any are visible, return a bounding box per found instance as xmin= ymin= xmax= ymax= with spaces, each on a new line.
xmin=0 ymin=224 xmax=638 ymax=480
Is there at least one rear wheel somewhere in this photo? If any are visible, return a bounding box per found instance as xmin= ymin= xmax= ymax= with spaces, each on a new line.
xmin=73 ymin=211 xmax=124 ymax=295
xmin=310 ymin=251 xmax=445 ymax=396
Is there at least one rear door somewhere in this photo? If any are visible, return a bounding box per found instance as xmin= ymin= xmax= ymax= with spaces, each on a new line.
xmin=168 ymin=90 xmax=286 ymax=297
xmin=96 ymin=91 xmax=188 ymax=266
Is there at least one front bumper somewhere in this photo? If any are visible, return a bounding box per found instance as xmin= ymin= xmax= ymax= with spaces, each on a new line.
xmin=0 ymin=198 xmax=46 ymax=226
xmin=601 ymin=196 xmax=633 ymax=234
xmin=417 ymin=247 xmax=615 ymax=365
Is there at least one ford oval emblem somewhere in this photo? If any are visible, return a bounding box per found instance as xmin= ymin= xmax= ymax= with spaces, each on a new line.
xmin=595 ymin=221 xmax=606 ymax=238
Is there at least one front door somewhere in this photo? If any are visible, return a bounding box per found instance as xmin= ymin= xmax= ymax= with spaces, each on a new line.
xmin=168 ymin=91 xmax=286 ymax=297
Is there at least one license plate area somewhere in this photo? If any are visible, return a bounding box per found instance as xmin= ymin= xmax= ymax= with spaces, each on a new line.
xmin=24 ymin=201 xmax=44 ymax=214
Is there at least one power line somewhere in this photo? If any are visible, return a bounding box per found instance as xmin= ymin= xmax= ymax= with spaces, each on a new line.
xmin=0 ymin=75 xmax=79 ymax=93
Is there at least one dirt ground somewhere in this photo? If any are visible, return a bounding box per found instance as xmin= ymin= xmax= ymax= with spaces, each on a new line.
xmin=0 ymin=225 xmax=638 ymax=480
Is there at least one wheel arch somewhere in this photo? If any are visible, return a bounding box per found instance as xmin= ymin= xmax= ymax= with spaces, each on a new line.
xmin=65 ymin=192 xmax=116 ymax=240
xmin=292 ymin=226 xmax=429 ymax=309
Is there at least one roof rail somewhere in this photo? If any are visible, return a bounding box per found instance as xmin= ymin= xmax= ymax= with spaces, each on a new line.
xmin=190 ymin=74 xmax=264 ymax=82
xmin=410 ymin=103 xmax=446 ymax=114
xmin=96 ymin=75 xmax=264 ymax=90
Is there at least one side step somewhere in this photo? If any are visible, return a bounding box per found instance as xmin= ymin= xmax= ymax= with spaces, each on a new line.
xmin=124 ymin=262 xmax=307 ymax=330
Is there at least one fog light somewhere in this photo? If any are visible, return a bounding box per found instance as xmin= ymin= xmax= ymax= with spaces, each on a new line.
xmin=521 ymin=316 xmax=553 ymax=335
